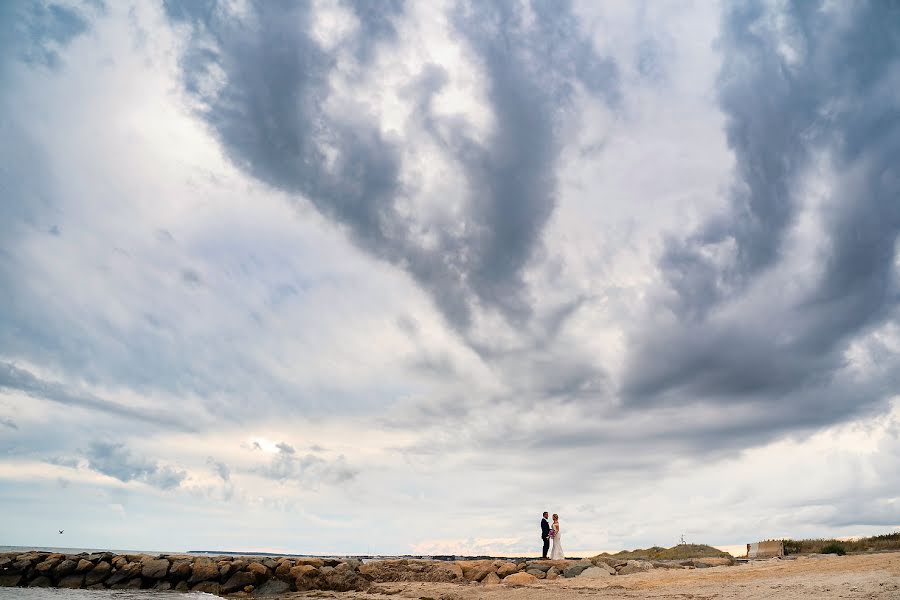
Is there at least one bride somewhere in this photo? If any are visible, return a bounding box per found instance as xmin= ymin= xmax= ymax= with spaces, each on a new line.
xmin=550 ymin=513 xmax=565 ymax=559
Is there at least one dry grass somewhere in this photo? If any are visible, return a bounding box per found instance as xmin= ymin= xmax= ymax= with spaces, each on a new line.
xmin=592 ymin=543 xmax=733 ymax=560
xmin=784 ymin=532 xmax=900 ymax=555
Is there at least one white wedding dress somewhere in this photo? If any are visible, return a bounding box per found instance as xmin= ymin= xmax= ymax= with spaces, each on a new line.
xmin=550 ymin=525 xmax=565 ymax=559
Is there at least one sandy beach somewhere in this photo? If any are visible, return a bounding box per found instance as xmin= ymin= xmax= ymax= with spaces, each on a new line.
xmin=268 ymin=553 xmax=900 ymax=600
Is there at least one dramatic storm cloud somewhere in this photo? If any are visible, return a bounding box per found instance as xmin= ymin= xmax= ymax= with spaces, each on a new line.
xmin=1 ymin=0 xmax=898 ymax=556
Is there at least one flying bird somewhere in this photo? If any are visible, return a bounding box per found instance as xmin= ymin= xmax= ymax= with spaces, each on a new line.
xmin=58 ymin=530 xmax=64 ymax=534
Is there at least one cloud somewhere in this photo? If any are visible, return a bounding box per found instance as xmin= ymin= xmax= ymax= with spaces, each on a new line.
xmin=85 ymin=441 xmax=186 ymax=490
xmin=0 ymin=361 xmax=192 ymax=430
xmin=621 ymin=1 xmax=900 ymax=422
xmin=259 ymin=442 xmax=357 ymax=486
xmin=0 ymin=417 xmax=17 ymax=430
xmin=164 ymin=0 xmax=619 ymax=332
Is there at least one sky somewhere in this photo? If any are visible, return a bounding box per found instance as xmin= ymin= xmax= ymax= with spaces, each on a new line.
xmin=1 ymin=0 xmax=899 ymax=557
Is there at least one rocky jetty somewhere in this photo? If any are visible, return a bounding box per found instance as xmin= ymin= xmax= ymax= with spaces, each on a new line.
xmin=0 ymin=551 xmax=734 ymax=595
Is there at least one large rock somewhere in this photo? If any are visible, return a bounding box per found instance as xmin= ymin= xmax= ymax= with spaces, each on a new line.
xmin=189 ymin=559 xmax=220 ymax=583
xmin=482 ymin=572 xmax=501 ymax=585
xmin=222 ymin=571 xmax=257 ymax=594
xmin=85 ymin=561 xmax=111 ymax=586
xmin=274 ymin=560 xmax=294 ymax=579
xmin=54 ymin=559 xmax=78 ymax=577
xmin=192 ymin=581 xmax=220 ymax=594
xmin=106 ymin=562 xmax=142 ymax=586
xmin=170 ymin=560 xmax=192 ymax=579
xmin=34 ymin=558 xmax=61 ymax=575
xmin=324 ymin=567 xmax=369 ymax=592
xmin=110 ymin=577 xmax=142 ymax=589
xmin=75 ymin=559 xmax=94 ymax=573
xmin=617 ymin=560 xmax=653 ymax=575
xmin=294 ymin=558 xmax=324 ymax=568
xmin=0 ymin=575 xmax=22 ymax=587
xmin=28 ymin=576 xmax=52 ymax=587
xmin=247 ymin=561 xmax=269 ymax=579
xmin=154 ymin=580 xmax=173 ymax=590
xmin=0 ymin=558 xmax=12 ymax=571
xmin=526 ymin=568 xmax=546 ymax=579
xmin=11 ymin=560 xmax=33 ymax=573
xmin=58 ymin=574 xmax=84 ymax=588
xmin=459 ymin=560 xmax=494 ymax=582
xmin=290 ymin=564 xmax=317 ymax=579
xmin=359 ymin=559 xmax=463 ymax=582
xmin=253 ymin=578 xmax=292 ymax=595
xmin=142 ymin=558 xmax=170 ymax=579
xmin=503 ymin=572 xmax=538 ymax=585
xmin=546 ymin=567 xmax=561 ymax=580
xmin=563 ymin=563 xmax=591 ymax=578
xmin=579 ymin=566 xmax=613 ymax=579
xmin=495 ymin=562 xmax=519 ymax=578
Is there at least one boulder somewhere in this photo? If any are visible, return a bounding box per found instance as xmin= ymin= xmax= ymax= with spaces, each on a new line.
xmin=110 ymin=577 xmax=142 ymax=589
xmin=526 ymin=568 xmax=546 ymax=579
xmin=359 ymin=559 xmax=463 ymax=582
xmin=219 ymin=562 xmax=234 ymax=579
xmin=0 ymin=575 xmax=22 ymax=587
xmin=459 ymin=560 xmax=495 ymax=582
xmin=192 ymin=581 xmax=220 ymax=594
xmin=253 ymin=578 xmax=292 ymax=595
xmin=275 ymin=560 xmax=294 ymax=579
xmin=154 ymin=580 xmax=172 ymax=590
xmin=294 ymin=558 xmax=324 ymax=568
xmin=111 ymin=556 xmax=127 ymax=569
xmin=503 ymin=572 xmax=538 ymax=585
xmin=524 ymin=561 xmax=552 ymax=572
xmin=495 ymin=562 xmax=519 ymax=578
xmin=261 ymin=558 xmax=278 ymax=569
xmin=106 ymin=562 xmax=142 ymax=585
xmin=58 ymin=574 xmax=84 ymax=588
xmin=290 ymin=564 xmax=317 ymax=579
xmin=54 ymin=559 xmax=78 ymax=577
xmin=546 ymin=567 xmax=561 ymax=580
xmin=175 ymin=581 xmax=190 ymax=592
xmin=563 ymin=564 xmax=590 ymax=578
xmin=222 ymin=571 xmax=257 ymax=594
xmin=34 ymin=558 xmax=61 ymax=575
xmin=324 ymin=567 xmax=370 ymax=592
xmin=12 ymin=560 xmax=32 ymax=573
xmin=189 ymin=559 xmax=220 ymax=583
xmin=247 ymin=561 xmax=269 ymax=579
xmin=28 ymin=576 xmax=52 ymax=587
xmin=482 ymin=572 xmax=501 ymax=585
xmin=142 ymin=558 xmax=170 ymax=579
xmin=170 ymin=560 xmax=192 ymax=579
xmin=0 ymin=558 xmax=11 ymax=571
xmin=85 ymin=561 xmax=111 ymax=586
xmin=617 ymin=560 xmax=653 ymax=575
xmin=75 ymin=559 xmax=94 ymax=573
xmin=579 ymin=566 xmax=613 ymax=579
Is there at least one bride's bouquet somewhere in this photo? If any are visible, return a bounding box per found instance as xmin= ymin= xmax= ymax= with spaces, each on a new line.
xmin=548 ymin=529 xmax=556 ymax=539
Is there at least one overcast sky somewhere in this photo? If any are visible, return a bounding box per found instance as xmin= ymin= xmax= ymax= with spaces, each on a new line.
xmin=1 ymin=0 xmax=899 ymax=557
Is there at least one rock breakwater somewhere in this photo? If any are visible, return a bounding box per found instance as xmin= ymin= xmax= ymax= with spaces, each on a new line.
xmin=0 ymin=551 xmax=734 ymax=595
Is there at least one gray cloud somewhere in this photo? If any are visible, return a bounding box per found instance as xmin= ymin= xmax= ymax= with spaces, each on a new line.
xmin=207 ymin=457 xmax=230 ymax=481
xmin=0 ymin=416 xmax=16 ymax=430
xmin=258 ymin=442 xmax=357 ymax=486
xmin=622 ymin=1 xmax=900 ymax=424
xmin=164 ymin=0 xmax=618 ymax=332
xmin=85 ymin=441 xmax=186 ymax=490
xmin=0 ymin=361 xmax=193 ymax=430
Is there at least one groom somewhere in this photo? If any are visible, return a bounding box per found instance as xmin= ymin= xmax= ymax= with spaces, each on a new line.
xmin=540 ymin=511 xmax=550 ymax=558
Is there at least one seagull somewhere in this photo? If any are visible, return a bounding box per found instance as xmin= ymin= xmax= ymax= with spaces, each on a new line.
xmin=59 ymin=530 xmax=64 ymax=534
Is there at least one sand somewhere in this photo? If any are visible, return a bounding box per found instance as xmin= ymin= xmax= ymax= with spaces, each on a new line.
xmin=275 ymin=552 xmax=900 ymax=600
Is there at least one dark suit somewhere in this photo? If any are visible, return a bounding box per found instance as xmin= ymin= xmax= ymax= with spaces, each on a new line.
xmin=541 ymin=517 xmax=550 ymax=558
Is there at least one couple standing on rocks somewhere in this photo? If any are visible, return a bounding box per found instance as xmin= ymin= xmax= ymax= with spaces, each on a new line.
xmin=541 ymin=511 xmax=565 ymax=560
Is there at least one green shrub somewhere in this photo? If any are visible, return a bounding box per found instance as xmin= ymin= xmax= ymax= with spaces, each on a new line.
xmin=820 ymin=543 xmax=846 ymax=556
